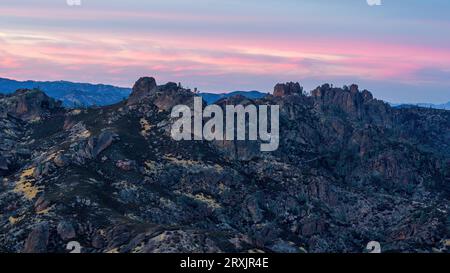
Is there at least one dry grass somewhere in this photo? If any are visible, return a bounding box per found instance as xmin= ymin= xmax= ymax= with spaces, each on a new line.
xmin=14 ymin=167 xmax=42 ymax=200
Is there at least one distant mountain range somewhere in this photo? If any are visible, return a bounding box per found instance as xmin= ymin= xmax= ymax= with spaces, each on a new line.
xmin=1 ymin=77 xmax=448 ymax=253
xmin=0 ymin=77 xmax=268 ymax=107
xmin=0 ymin=77 xmax=448 ymax=109
xmin=0 ymin=77 xmax=132 ymax=107
xmin=200 ymin=90 xmax=267 ymax=104
xmin=413 ymin=102 xmax=450 ymax=110
xmin=391 ymin=102 xmax=450 ymax=110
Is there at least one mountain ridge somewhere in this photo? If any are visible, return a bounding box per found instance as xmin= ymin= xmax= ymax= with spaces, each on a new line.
xmin=200 ymin=90 xmax=267 ymax=104
xmin=0 ymin=77 xmax=269 ymax=107
xmin=0 ymin=77 xmax=132 ymax=107
xmin=0 ymin=77 xmax=448 ymax=253
xmin=2 ymin=77 xmax=449 ymax=110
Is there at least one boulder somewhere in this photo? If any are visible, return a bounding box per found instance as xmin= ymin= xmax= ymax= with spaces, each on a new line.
xmin=53 ymin=154 xmax=69 ymax=167
xmin=23 ymin=222 xmax=50 ymax=253
xmin=57 ymin=221 xmax=76 ymax=241
xmin=86 ymin=131 xmax=119 ymax=158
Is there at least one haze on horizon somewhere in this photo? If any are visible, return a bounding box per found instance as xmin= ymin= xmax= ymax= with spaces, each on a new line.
xmin=0 ymin=0 xmax=450 ymax=103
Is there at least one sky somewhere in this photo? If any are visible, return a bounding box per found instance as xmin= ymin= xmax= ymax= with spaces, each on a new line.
xmin=0 ymin=0 xmax=450 ymax=103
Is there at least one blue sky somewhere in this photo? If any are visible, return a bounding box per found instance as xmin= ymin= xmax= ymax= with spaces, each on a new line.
xmin=0 ymin=0 xmax=449 ymax=103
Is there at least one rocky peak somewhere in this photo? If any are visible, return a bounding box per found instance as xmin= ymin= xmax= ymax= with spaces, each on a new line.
xmin=312 ymin=84 xmax=373 ymax=108
xmin=126 ymin=77 xmax=195 ymax=111
xmin=311 ymin=84 xmax=391 ymax=125
xmin=127 ymin=77 xmax=157 ymax=105
xmin=348 ymin=84 xmax=373 ymax=100
xmin=311 ymin=83 xmax=375 ymax=104
xmin=0 ymin=76 xmax=448 ymax=254
xmin=273 ymin=82 xmax=303 ymax=97
xmin=349 ymin=84 xmax=359 ymax=94
xmin=0 ymin=89 xmax=61 ymax=121
xmin=152 ymin=82 xmax=197 ymax=111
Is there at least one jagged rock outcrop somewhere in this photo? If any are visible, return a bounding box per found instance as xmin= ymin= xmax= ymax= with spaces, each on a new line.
xmin=151 ymin=82 xmax=196 ymax=112
xmin=127 ymin=77 xmax=196 ymax=112
xmin=213 ymin=95 xmax=261 ymax=161
xmin=127 ymin=77 xmax=157 ymax=105
xmin=0 ymin=89 xmax=62 ymax=121
xmin=273 ymin=82 xmax=303 ymax=97
xmin=0 ymin=109 xmax=29 ymax=176
xmin=311 ymin=84 xmax=392 ymax=125
xmin=0 ymin=77 xmax=448 ymax=254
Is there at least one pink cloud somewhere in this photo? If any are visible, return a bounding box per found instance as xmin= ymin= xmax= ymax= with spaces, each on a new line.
xmin=1 ymin=27 xmax=449 ymax=89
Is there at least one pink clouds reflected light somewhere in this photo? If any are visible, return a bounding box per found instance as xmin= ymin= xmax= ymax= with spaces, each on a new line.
xmin=2 ymin=29 xmax=449 ymax=88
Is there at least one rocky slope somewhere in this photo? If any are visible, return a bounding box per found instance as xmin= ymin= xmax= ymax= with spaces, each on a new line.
xmin=0 ymin=78 xmax=448 ymax=253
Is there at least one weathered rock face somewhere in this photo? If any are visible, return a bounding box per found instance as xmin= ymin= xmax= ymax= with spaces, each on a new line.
xmin=93 ymin=131 xmax=118 ymax=158
xmin=127 ymin=77 xmax=157 ymax=105
xmin=213 ymin=95 xmax=262 ymax=161
xmin=273 ymin=82 xmax=303 ymax=97
xmin=311 ymin=84 xmax=392 ymax=126
xmin=73 ymin=131 xmax=118 ymax=161
xmin=0 ymin=111 xmax=28 ymax=176
xmin=127 ymin=77 xmax=195 ymax=112
xmin=0 ymin=89 xmax=62 ymax=121
xmin=0 ymin=77 xmax=448 ymax=254
xmin=23 ymin=223 xmax=49 ymax=253
xmin=152 ymin=83 xmax=196 ymax=112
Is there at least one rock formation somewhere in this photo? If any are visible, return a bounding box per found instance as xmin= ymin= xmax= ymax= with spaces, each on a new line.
xmin=0 ymin=77 xmax=448 ymax=253
xmin=126 ymin=77 xmax=157 ymax=105
xmin=273 ymin=82 xmax=303 ymax=97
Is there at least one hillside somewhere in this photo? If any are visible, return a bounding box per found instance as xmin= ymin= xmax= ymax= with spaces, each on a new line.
xmin=0 ymin=78 xmax=448 ymax=253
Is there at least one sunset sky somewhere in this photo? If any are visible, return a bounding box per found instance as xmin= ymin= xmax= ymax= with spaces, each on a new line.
xmin=1 ymin=0 xmax=450 ymax=103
